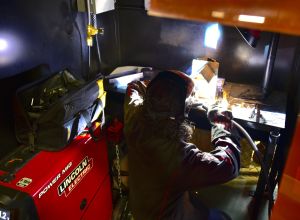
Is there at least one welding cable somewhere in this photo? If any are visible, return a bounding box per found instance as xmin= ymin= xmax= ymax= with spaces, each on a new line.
xmin=232 ymin=120 xmax=273 ymax=217
xmin=86 ymin=0 xmax=92 ymax=79
xmin=231 ymin=120 xmax=267 ymax=181
xmin=231 ymin=120 xmax=261 ymax=158
xmin=92 ymin=13 xmax=103 ymax=69
xmin=86 ymin=0 xmax=91 ymax=26
xmin=189 ymin=103 xmax=273 ymax=215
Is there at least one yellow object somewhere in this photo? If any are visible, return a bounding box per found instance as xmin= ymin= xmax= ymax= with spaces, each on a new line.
xmin=87 ymin=36 xmax=93 ymax=47
xmin=89 ymin=79 xmax=106 ymax=128
xmin=96 ymin=78 xmax=107 ymax=114
xmin=88 ymin=24 xmax=99 ymax=35
xmin=96 ymin=79 xmax=105 ymax=98
xmin=87 ymin=25 xmax=99 ymax=47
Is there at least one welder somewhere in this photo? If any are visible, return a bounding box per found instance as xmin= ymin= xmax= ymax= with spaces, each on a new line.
xmin=124 ymin=70 xmax=241 ymax=220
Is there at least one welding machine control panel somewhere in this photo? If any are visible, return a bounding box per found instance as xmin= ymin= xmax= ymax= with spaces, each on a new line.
xmin=0 ymin=208 xmax=10 ymax=220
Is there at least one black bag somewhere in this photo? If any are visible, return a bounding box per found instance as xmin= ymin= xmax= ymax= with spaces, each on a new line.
xmin=14 ymin=70 xmax=106 ymax=151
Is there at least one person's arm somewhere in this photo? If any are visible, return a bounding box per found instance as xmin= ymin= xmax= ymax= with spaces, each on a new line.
xmin=177 ymin=114 xmax=241 ymax=190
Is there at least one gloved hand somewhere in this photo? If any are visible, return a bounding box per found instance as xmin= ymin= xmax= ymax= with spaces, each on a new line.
xmin=207 ymin=104 xmax=241 ymax=144
xmin=185 ymin=103 xmax=208 ymax=120
xmin=207 ymin=104 xmax=233 ymax=131
xmin=126 ymin=81 xmax=147 ymax=97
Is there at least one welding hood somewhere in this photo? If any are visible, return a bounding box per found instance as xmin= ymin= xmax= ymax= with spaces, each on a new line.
xmin=145 ymin=70 xmax=193 ymax=119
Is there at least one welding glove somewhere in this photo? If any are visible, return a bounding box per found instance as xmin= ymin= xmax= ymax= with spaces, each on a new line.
xmin=207 ymin=104 xmax=240 ymax=144
xmin=207 ymin=104 xmax=233 ymax=127
xmin=185 ymin=103 xmax=208 ymax=122
xmin=126 ymin=81 xmax=147 ymax=98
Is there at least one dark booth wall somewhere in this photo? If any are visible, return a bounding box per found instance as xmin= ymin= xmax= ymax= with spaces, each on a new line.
xmin=114 ymin=2 xmax=298 ymax=91
xmin=94 ymin=11 xmax=121 ymax=75
xmin=113 ymin=0 xmax=300 ymax=185
xmin=0 ymin=0 xmax=119 ymax=158
xmin=0 ymin=0 xmax=87 ymax=158
xmin=0 ymin=0 xmax=299 ymax=159
xmin=0 ymin=0 xmax=121 ymax=80
xmin=0 ymin=0 xmax=89 ymax=80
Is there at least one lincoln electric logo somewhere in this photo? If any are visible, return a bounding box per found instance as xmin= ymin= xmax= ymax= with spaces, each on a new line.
xmin=58 ymin=157 xmax=93 ymax=197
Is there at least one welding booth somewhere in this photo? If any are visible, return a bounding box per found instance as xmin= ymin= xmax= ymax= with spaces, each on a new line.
xmin=0 ymin=0 xmax=300 ymax=219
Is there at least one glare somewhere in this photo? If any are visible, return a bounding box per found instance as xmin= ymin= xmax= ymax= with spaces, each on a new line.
xmin=211 ymin=11 xmax=225 ymax=19
xmin=191 ymin=59 xmax=218 ymax=103
xmin=235 ymin=45 xmax=250 ymax=62
xmin=238 ymin=15 xmax=265 ymax=24
xmin=204 ymin=23 xmax=221 ymax=49
xmin=0 ymin=39 xmax=8 ymax=51
xmin=0 ymin=33 xmax=23 ymax=66
xmin=109 ymin=73 xmax=143 ymax=90
xmin=95 ymin=0 xmax=115 ymax=14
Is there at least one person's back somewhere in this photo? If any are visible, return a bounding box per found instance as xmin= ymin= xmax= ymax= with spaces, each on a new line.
xmin=124 ymin=71 xmax=240 ymax=220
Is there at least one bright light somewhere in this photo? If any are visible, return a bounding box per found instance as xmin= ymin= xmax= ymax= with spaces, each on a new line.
xmin=0 ymin=39 xmax=8 ymax=51
xmin=95 ymin=0 xmax=115 ymax=14
xmin=109 ymin=72 xmax=143 ymax=90
xmin=191 ymin=59 xmax=218 ymax=102
xmin=204 ymin=23 xmax=221 ymax=49
xmin=0 ymin=33 xmax=23 ymax=66
xmin=238 ymin=15 xmax=265 ymax=24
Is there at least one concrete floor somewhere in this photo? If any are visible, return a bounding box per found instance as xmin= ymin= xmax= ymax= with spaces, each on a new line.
xmin=194 ymin=167 xmax=269 ymax=220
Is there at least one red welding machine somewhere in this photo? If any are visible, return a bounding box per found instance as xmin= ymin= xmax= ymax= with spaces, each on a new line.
xmin=0 ymin=128 xmax=112 ymax=220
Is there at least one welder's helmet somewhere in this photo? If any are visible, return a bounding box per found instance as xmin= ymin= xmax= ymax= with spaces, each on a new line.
xmin=145 ymin=70 xmax=194 ymax=118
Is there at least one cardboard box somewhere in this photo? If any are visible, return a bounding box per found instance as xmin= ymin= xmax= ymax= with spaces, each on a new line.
xmin=191 ymin=57 xmax=219 ymax=101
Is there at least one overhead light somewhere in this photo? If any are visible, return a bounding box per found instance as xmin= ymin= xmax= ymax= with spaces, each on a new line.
xmin=238 ymin=15 xmax=265 ymax=24
xmin=0 ymin=33 xmax=23 ymax=66
xmin=211 ymin=11 xmax=225 ymax=19
xmin=0 ymin=39 xmax=8 ymax=51
xmin=204 ymin=23 xmax=221 ymax=49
